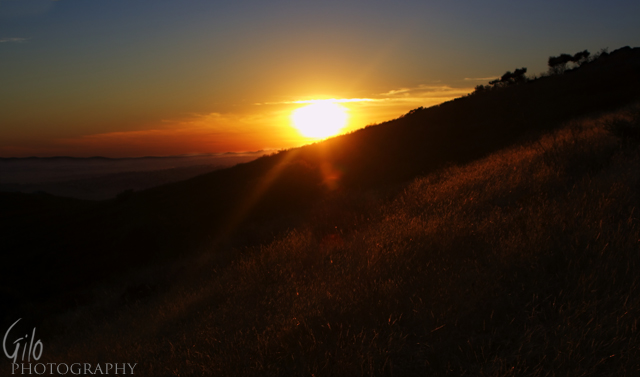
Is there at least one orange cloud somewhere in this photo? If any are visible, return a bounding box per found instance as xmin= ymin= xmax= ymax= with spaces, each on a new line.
xmin=52 ymin=112 xmax=296 ymax=157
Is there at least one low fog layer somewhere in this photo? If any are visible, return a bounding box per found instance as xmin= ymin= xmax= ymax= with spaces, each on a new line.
xmin=0 ymin=153 xmax=266 ymax=200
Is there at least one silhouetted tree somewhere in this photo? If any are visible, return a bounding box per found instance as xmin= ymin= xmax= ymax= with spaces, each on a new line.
xmin=478 ymin=67 xmax=528 ymax=92
xmin=571 ymin=50 xmax=590 ymax=66
xmin=548 ymin=53 xmax=573 ymax=74
xmin=503 ymin=67 xmax=528 ymax=84
xmin=592 ymin=47 xmax=609 ymax=60
xmin=548 ymin=50 xmax=592 ymax=74
xmin=473 ymin=84 xmax=487 ymax=95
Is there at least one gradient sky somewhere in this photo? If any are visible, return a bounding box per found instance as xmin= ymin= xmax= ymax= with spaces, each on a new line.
xmin=1 ymin=0 xmax=639 ymax=157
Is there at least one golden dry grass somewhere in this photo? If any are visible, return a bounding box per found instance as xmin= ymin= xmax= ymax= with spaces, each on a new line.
xmin=42 ymin=106 xmax=640 ymax=376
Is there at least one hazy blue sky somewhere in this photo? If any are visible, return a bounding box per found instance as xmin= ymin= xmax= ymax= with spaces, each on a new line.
xmin=2 ymin=0 xmax=639 ymax=157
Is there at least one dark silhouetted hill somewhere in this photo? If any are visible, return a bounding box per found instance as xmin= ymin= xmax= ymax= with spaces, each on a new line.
xmin=2 ymin=46 xmax=640 ymax=316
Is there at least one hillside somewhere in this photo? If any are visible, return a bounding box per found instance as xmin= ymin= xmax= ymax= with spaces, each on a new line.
xmin=41 ymin=102 xmax=640 ymax=376
xmin=3 ymin=47 xmax=640 ymax=308
xmin=2 ymin=46 xmax=640 ymax=375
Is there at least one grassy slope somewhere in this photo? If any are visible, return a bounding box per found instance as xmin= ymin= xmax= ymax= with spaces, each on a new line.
xmin=2 ymin=47 xmax=640 ymax=311
xmin=43 ymin=107 xmax=640 ymax=376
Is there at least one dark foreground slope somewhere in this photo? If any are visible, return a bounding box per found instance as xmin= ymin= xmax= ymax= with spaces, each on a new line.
xmin=43 ymin=103 xmax=640 ymax=376
xmin=1 ymin=46 xmax=640 ymax=317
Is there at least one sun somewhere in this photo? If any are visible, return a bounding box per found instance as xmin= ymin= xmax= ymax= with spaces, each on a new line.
xmin=291 ymin=102 xmax=348 ymax=139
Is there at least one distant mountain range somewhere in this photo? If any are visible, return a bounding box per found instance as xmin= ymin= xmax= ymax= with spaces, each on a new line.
xmin=0 ymin=151 xmax=269 ymax=199
xmin=0 ymin=150 xmax=269 ymax=161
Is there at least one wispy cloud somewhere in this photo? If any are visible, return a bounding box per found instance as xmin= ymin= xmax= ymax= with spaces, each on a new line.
xmin=289 ymin=98 xmax=376 ymax=104
xmin=55 ymin=125 xmax=241 ymax=157
xmin=53 ymin=110 xmax=296 ymax=157
xmin=463 ymin=76 xmax=499 ymax=81
xmin=378 ymin=84 xmax=473 ymax=102
xmin=381 ymin=88 xmax=411 ymax=96
xmin=255 ymin=98 xmax=376 ymax=106
xmin=0 ymin=37 xmax=28 ymax=43
xmin=257 ymin=85 xmax=473 ymax=107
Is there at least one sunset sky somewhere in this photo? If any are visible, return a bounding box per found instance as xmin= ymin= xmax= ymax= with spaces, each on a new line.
xmin=1 ymin=0 xmax=639 ymax=157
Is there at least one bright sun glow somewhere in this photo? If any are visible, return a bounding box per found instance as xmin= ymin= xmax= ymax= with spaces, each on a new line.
xmin=291 ymin=102 xmax=348 ymax=138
